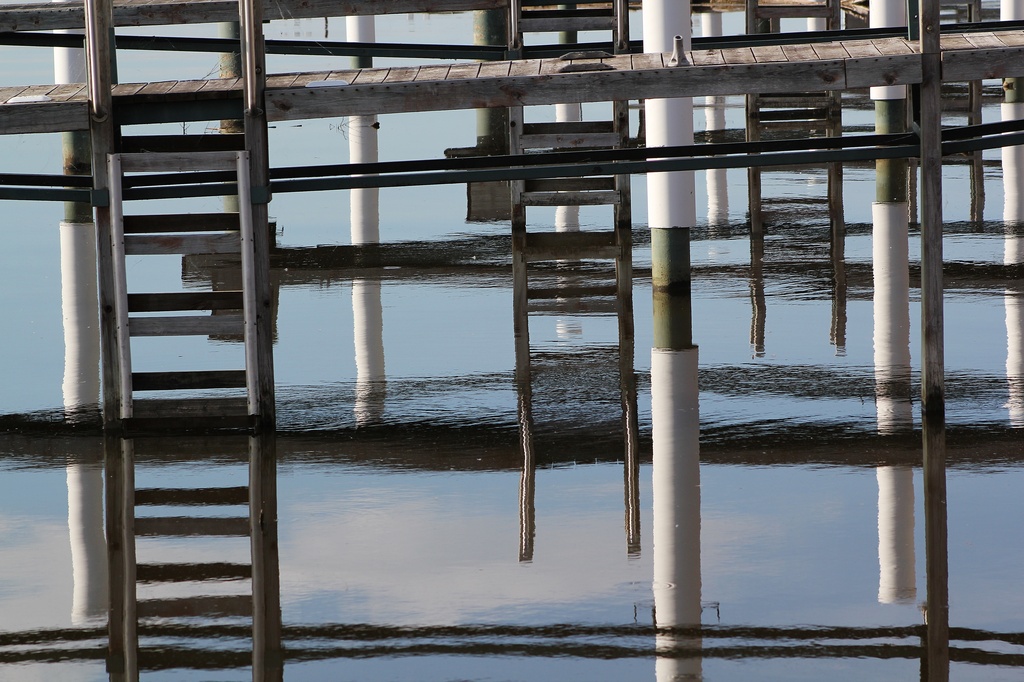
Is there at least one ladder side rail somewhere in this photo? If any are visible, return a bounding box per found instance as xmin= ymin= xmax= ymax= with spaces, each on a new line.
xmin=236 ymin=151 xmax=260 ymax=417
xmin=107 ymin=153 xmax=134 ymax=420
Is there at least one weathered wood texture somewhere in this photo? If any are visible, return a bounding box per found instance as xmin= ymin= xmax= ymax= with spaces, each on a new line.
xmin=4 ymin=33 xmax=1024 ymax=134
xmin=0 ymin=0 xmax=504 ymax=32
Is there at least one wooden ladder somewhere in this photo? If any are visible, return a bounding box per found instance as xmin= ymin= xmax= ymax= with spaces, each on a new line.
xmin=108 ymin=151 xmax=263 ymax=434
xmin=744 ymin=0 xmax=844 ymax=234
xmin=508 ymin=0 xmax=629 ymax=55
xmin=107 ymin=435 xmax=281 ymax=678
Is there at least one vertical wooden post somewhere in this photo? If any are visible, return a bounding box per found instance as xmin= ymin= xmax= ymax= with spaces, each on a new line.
xmin=918 ymin=0 xmax=943 ymax=416
xmin=918 ymin=0 xmax=947 ymax=675
xmin=84 ymin=0 xmax=120 ymax=431
xmin=240 ymin=0 xmax=276 ymax=431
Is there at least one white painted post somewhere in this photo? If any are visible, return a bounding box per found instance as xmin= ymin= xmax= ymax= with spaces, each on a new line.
xmin=701 ymin=13 xmax=728 ymax=229
xmin=347 ymin=16 xmax=379 ymax=245
xmin=643 ymin=2 xmax=696 ymax=234
xmin=873 ymin=202 xmax=912 ymax=434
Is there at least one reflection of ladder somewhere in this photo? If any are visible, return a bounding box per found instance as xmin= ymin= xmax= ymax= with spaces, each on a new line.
xmin=107 ymin=435 xmax=281 ymax=679
xmin=745 ymin=0 xmax=843 ymax=234
xmin=108 ymin=152 xmax=264 ymax=434
xmin=511 ymin=226 xmax=640 ymax=561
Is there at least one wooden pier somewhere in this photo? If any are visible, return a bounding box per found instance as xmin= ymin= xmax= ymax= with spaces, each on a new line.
xmin=0 ymin=0 xmax=1018 ymax=440
xmin=3 ymin=31 xmax=1024 ymax=134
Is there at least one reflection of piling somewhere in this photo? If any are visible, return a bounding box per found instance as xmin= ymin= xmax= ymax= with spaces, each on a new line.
xmin=749 ymin=236 xmax=766 ymax=357
xmin=651 ymin=226 xmax=702 ymax=680
xmin=922 ymin=413 xmax=949 ymax=682
xmin=68 ymin=462 xmax=108 ymax=623
xmin=877 ymin=466 xmax=916 ymax=604
xmin=1005 ymin=232 xmax=1024 ymax=426
xmin=515 ymin=322 xmax=536 ymax=563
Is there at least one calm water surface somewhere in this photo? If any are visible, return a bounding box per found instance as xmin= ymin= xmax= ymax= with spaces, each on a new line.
xmin=1 ymin=5 xmax=1024 ymax=681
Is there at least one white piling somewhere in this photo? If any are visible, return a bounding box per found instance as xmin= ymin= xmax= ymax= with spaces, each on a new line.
xmin=872 ymin=202 xmax=912 ymax=433
xmin=701 ymin=13 xmax=728 ymax=228
xmin=877 ymin=466 xmax=916 ymax=604
xmin=651 ymin=346 xmax=702 ymax=681
xmin=643 ymin=0 xmax=696 ymax=232
xmin=347 ymin=15 xmax=379 ymax=245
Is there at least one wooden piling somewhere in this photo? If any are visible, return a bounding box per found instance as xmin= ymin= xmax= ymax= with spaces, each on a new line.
xmin=918 ymin=0 xmax=944 ymax=418
xmin=84 ymin=0 xmax=121 ymax=431
xmin=240 ymin=0 xmax=276 ymax=431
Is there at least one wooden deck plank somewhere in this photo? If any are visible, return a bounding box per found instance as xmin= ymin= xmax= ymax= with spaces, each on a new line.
xmin=0 ymin=86 xmax=29 ymax=104
xmin=689 ymin=50 xmax=724 ymax=67
xmin=840 ymin=41 xmax=882 ymax=58
xmin=351 ymin=68 xmax=390 ymax=85
xmin=415 ymin=65 xmax=452 ymax=81
xmin=136 ymin=80 xmax=180 ymax=96
xmin=810 ymin=42 xmax=850 ymax=60
xmin=996 ymin=31 xmax=1024 ymax=47
xmin=751 ymin=45 xmax=787 ymax=63
xmin=630 ymin=53 xmax=664 ymax=70
xmin=48 ymin=83 xmax=88 ymax=101
xmin=964 ymin=32 xmax=1008 ymax=49
xmin=325 ymin=69 xmax=361 ymax=83
xmin=940 ymin=35 xmax=975 ymax=51
xmin=508 ymin=60 xmax=541 ymax=77
xmin=446 ymin=63 xmax=482 ymax=79
xmin=383 ymin=66 xmax=421 ymax=83
xmin=873 ymin=37 xmax=916 ymax=55
xmin=478 ymin=61 xmax=512 ymax=78
xmin=199 ymin=76 xmax=242 ymax=93
xmin=722 ymin=47 xmax=757 ymax=65
xmin=780 ymin=43 xmax=818 ymax=62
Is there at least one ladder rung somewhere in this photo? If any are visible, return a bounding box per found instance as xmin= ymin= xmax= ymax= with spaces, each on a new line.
xmin=520 ymin=16 xmax=616 ymax=32
xmin=521 ymin=190 xmax=621 ymax=206
xmin=132 ymin=370 xmax=248 ymax=391
xmin=136 ymin=562 xmax=252 ymax=583
xmin=525 ymin=177 xmax=616 ymax=192
xmin=134 ymin=516 xmax=250 ymax=537
xmin=135 ymin=486 xmax=249 ymax=506
xmin=128 ymin=291 xmax=244 ymax=313
xmin=129 ymin=314 xmax=244 ymax=337
xmin=522 ymin=121 xmax=615 ymax=135
xmin=123 ymin=213 xmax=240 ymax=234
xmin=124 ymin=232 xmax=241 ymax=256
xmin=519 ymin=132 xmax=622 ymax=150
xmin=136 ymin=595 xmax=253 ymax=619
xmin=120 ymin=134 xmax=245 ymax=154
xmin=528 ymin=284 xmax=619 ymax=299
xmin=117 ymin=151 xmax=242 ymax=173
xmin=131 ymin=397 xmax=250 ymax=418
xmin=523 ymin=231 xmax=619 ymax=261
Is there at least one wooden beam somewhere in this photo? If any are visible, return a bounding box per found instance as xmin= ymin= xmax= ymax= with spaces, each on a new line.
xmin=0 ymin=0 xmax=505 ymax=33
